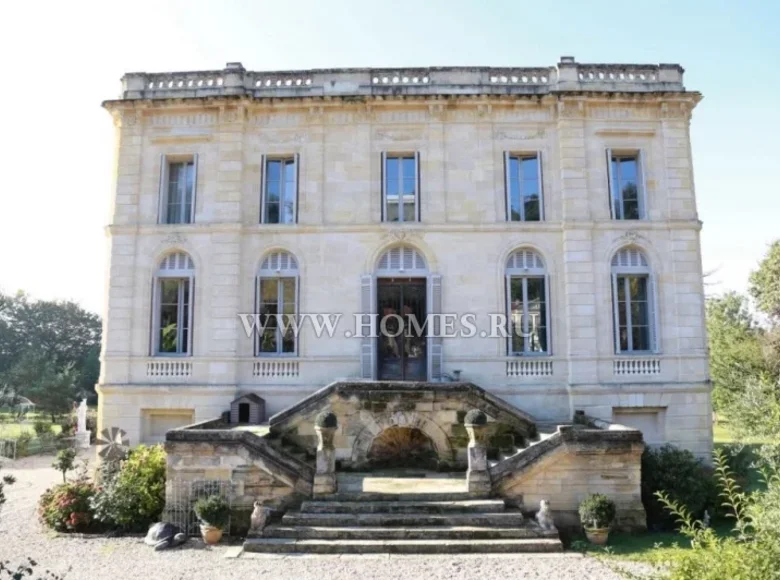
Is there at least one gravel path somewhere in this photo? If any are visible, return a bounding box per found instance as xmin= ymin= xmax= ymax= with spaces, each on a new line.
xmin=0 ymin=452 xmax=629 ymax=580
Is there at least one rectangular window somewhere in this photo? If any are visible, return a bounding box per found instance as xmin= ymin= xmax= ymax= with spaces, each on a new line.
xmin=615 ymin=275 xmax=651 ymax=352
xmin=383 ymin=153 xmax=419 ymax=222
xmin=160 ymin=157 xmax=196 ymax=224
xmin=258 ymin=277 xmax=297 ymax=354
xmin=156 ymin=278 xmax=191 ymax=354
xmin=608 ymin=151 xmax=644 ymax=220
xmin=505 ymin=153 xmax=543 ymax=222
xmin=262 ymin=156 xmax=298 ymax=224
xmin=508 ymin=276 xmax=548 ymax=354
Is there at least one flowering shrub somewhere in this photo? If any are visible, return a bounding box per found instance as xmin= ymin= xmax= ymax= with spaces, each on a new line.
xmin=38 ymin=480 xmax=97 ymax=532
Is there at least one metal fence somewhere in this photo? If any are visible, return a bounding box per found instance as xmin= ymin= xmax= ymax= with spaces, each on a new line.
xmin=164 ymin=480 xmax=237 ymax=537
xmin=0 ymin=435 xmax=76 ymax=460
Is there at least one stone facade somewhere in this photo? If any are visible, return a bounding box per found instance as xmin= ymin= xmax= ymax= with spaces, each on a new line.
xmin=98 ymin=57 xmax=711 ymax=461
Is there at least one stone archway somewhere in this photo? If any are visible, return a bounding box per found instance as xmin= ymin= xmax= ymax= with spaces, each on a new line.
xmin=367 ymin=426 xmax=437 ymax=470
xmin=350 ymin=411 xmax=455 ymax=469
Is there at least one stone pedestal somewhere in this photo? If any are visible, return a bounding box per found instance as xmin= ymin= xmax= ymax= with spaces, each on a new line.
xmin=313 ymin=412 xmax=338 ymax=496
xmin=465 ymin=409 xmax=491 ymax=495
xmin=75 ymin=431 xmax=90 ymax=449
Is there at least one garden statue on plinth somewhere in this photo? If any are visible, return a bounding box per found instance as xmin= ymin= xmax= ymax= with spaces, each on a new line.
xmin=75 ymin=398 xmax=90 ymax=449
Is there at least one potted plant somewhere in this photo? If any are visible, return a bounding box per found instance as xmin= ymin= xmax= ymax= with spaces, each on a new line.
xmin=578 ymin=493 xmax=616 ymax=545
xmin=193 ymin=495 xmax=230 ymax=545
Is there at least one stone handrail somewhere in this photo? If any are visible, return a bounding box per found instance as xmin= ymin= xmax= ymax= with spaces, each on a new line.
xmin=268 ymin=380 xmax=538 ymax=440
xmin=489 ymin=424 xmax=644 ymax=487
xmin=115 ymin=57 xmax=686 ymax=101
xmin=167 ymin=420 xmax=314 ymax=490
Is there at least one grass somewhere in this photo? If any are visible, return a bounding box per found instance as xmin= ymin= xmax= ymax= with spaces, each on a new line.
xmin=575 ymin=523 xmax=734 ymax=564
xmin=0 ymin=413 xmax=64 ymax=438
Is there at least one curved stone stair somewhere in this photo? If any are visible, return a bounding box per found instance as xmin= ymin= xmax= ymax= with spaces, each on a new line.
xmin=244 ymin=495 xmax=561 ymax=554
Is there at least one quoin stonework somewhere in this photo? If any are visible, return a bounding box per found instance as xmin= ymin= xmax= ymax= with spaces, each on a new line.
xmin=97 ymin=57 xmax=710 ymax=549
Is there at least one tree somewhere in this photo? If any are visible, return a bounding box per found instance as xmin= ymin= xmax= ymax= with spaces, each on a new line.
xmin=0 ymin=291 xmax=101 ymax=400
xmin=52 ymin=449 xmax=77 ymax=484
xmin=706 ymin=292 xmax=771 ymax=411
xmin=749 ymin=240 xmax=780 ymax=321
xmin=3 ymin=352 xmax=79 ymax=422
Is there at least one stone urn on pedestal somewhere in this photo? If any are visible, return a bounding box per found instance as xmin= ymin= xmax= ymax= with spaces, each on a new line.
xmin=313 ymin=411 xmax=338 ymax=496
xmin=464 ymin=409 xmax=492 ymax=496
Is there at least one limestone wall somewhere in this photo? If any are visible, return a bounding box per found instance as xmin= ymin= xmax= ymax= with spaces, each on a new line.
xmin=165 ymin=439 xmax=303 ymax=535
xmin=98 ymin=86 xmax=710 ymax=459
xmin=494 ymin=427 xmax=646 ymax=531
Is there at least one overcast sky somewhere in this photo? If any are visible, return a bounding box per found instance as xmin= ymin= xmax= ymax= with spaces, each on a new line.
xmin=0 ymin=0 xmax=778 ymax=314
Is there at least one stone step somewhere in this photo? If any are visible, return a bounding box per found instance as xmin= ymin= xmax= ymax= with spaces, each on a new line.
xmin=300 ymin=499 xmax=506 ymax=514
xmin=319 ymin=492 xmax=474 ymax=502
xmin=281 ymin=511 xmax=526 ymax=527
xmin=261 ymin=524 xmax=558 ymax=540
xmin=243 ymin=537 xmax=563 ymax=554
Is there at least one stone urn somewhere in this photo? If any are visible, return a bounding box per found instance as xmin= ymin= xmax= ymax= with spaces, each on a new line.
xmin=200 ymin=524 xmax=223 ymax=545
xmin=584 ymin=527 xmax=610 ymax=546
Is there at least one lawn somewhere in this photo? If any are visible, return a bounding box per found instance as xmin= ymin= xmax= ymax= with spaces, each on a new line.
xmin=0 ymin=413 xmax=64 ymax=438
xmin=574 ymin=522 xmax=736 ymax=567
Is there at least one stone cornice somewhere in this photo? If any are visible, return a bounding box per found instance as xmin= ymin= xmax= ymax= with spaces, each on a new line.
xmin=105 ymin=219 xmax=703 ymax=238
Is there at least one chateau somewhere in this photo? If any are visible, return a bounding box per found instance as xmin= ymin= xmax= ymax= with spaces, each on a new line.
xmin=97 ymin=57 xmax=710 ymax=548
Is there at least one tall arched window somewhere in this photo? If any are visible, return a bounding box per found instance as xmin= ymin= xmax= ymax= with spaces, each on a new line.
xmin=506 ymin=249 xmax=550 ymax=355
xmin=257 ymin=251 xmax=299 ymax=355
xmin=611 ymin=247 xmax=658 ymax=353
xmin=152 ymin=252 xmax=195 ymax=355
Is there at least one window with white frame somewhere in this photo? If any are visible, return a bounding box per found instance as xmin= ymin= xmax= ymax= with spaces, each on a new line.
xmin=159 ymin=155 xmax=197 ymax=224
xmin=506 ymin=250 xmax=550 ymax=355
xmin=611 ymin=247 xmax=658 ymax=353
xmin=152 ymin=252 xmax=195 ymax=355
xmin=382 ymin=153 xmax=419 ymax=222
xmin=607 ymin=150 xmax=645 ymax=220
xmin=257 ymin=251 xmax=299 ymax=355
xmin=505 ymin=152 xmax=543 ymax=222
xmin=261 ymin=155 xmax=299 ymax=224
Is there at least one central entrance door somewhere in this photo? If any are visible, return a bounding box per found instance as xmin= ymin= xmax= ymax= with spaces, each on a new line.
xmin=377 ymin=278 xmax=427 ymax=381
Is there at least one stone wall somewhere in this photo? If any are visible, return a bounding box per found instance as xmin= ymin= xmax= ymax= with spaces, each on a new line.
xmin=493 ymin=425 xmax=645 ymax=531
xmin=164 ymin=422 xmax=314 ymax=534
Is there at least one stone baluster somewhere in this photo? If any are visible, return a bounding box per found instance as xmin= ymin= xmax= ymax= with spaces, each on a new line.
xmin=313 ymin=411 xmax=338 ymax=496
xmin=464 ymin=409 xmax=492 ymax=495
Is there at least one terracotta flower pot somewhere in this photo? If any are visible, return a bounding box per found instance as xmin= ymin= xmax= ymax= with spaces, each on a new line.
xmin=200 ymin=524 xmax=223 ymax=545
xmin=585 ymin=527 xmax=610 ymax=546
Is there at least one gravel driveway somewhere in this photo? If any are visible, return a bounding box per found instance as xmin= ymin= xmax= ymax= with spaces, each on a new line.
xmin=0 ymin=452 xmax=629 ymax=580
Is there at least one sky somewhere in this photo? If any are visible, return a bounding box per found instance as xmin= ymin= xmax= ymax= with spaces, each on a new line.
xmin=0 ymin=0 xmax=778 ymax=314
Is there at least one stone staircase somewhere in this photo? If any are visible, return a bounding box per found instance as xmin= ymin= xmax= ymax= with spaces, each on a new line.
xmin=489 ymin=426 xmax=558 ymax=467
xmin=244 ymin=474 xmax=561 ymax=554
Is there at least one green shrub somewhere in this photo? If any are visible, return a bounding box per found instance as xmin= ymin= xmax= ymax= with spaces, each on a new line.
xmin=57 ymin=416 xmax=75 ymax=437
xmin=33 ymin=421 xmax=52 ymax=437
xmin=655 ymin=450 xmax=780 ymax=580
xmin=38 ymin=480 xmax=97 ymax=532
xmin=578 ymin=493 xmax=616 ymax=529
xmin=91 ymin=444 xmax=166 ymax=532
xmin=193 ymin=495 xmax=230 ymax=529
xmin=14 ymin=432 xmax=32 ymax=458
xmin=642 ymin=444 xmax=716 ymax=530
